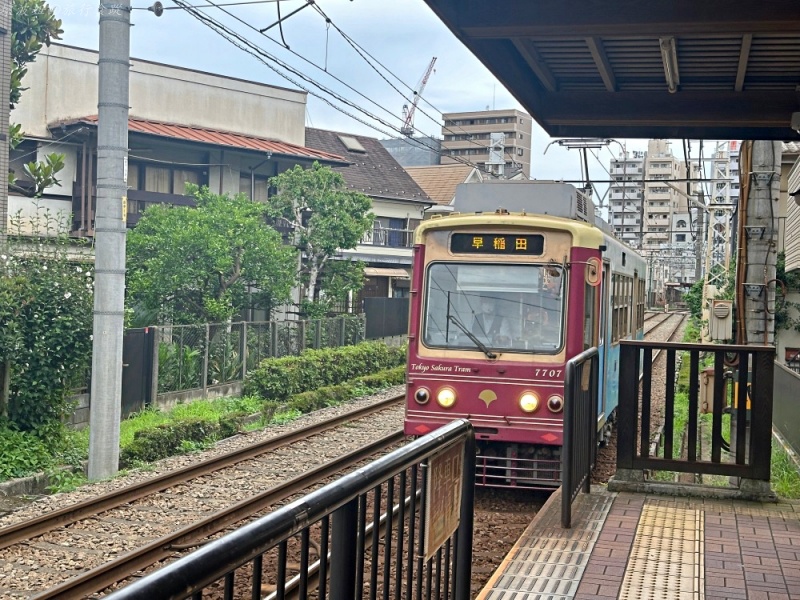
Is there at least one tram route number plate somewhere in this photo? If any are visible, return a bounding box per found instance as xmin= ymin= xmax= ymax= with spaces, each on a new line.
xmin=424 ymin=440 xmax=464 ymax=560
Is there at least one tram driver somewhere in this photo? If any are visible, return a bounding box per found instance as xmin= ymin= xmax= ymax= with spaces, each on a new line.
xmin=472 ymin=296 xmax=513 ymax=347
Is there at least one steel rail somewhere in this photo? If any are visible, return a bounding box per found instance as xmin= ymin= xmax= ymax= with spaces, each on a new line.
xmin=0 ymin=393 xmax=404 ymax=550
xmin=33 ymin=430 xmax=406 ymax=600
xmin=643 ymin=312 xmax=675 ymax=336
xmin=641 ymin=312 xmax=687 ymax=381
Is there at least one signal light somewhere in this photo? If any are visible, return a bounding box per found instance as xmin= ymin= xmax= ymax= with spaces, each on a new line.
xmin=414 ymin=388 xmax=431 ymax=404
xmin=547 ymin=395 xmax=564 ymax=413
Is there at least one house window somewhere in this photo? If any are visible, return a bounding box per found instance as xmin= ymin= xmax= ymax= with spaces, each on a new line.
xmin=677 ymin=220 xmax=687 ymax=228
xmin=676 ymin=234 xmax=686 ymax=242
xmin=787 ymin=348 xmax=800 ymax=373
xmin=133 ymin=163 xmax=207 ymax=194
xmin=239 ymin=176 xmax=270 ymax=202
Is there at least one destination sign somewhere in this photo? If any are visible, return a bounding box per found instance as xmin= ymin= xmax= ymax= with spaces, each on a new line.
xmin=450 ymin=233 xmax=544 ymax=255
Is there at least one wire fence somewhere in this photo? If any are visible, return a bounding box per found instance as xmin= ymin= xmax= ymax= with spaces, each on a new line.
xmin=156 ymin=315 xmax=366 ymax=395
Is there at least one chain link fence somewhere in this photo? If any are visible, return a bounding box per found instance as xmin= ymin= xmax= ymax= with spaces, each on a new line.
xmin=156 ymin=315 xmax=366 ymax=395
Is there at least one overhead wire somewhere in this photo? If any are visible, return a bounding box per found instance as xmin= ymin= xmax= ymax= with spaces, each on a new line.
xmin=308 ymin=1 xmax=525 ymax=170
xmin=170 ymin=0 xmax=489 ymax=171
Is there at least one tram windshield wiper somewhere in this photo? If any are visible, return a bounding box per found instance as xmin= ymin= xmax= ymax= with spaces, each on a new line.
xmin=447 ymin=315 xmax=497 ymax=359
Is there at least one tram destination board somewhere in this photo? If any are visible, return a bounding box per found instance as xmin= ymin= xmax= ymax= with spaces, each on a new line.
xmin=451 ymin=233 xmax=544 ymax=255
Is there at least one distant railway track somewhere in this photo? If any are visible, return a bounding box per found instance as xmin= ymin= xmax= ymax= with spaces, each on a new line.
xmin=0 ymin=395 xmax=406 ymax=599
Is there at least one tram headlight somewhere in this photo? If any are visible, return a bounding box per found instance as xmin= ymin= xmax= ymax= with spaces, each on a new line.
xmin=414 ymin=387 xmax=431 ymax=404
xmin=436 ymin=387 xmax=457 ymax=408
xmin=547 ymin=395 xmax=564 ymax=413
xmin=519 ymin=392 xmax=539 ymax=413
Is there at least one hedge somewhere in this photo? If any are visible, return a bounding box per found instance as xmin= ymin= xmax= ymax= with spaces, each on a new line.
xmin=243 ymin=341 xmax=406 ymax=401
xmin=119 ymin=364 xmax=406 ymax=467
xmin=285 ymin=366 xmax=406 ymax=415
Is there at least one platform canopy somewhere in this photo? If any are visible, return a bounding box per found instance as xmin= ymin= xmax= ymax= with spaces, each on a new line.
xmin=423 ymin=0 xmax=800 ymax=140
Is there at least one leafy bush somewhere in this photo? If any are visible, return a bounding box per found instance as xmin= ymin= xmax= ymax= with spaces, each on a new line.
xmin=243 ymin=341 xmax=406 ymax=401
xmin=1 ymin=212 xmax=94 ymax=433
xmin=158 ymin=342 xmax=202 ymax=393
xmin=0 ymin=426 xmax=54 ymax=479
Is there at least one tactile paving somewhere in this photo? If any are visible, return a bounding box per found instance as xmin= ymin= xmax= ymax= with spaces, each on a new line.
xmin=477 ymin=489 xmax=615 ymax=599
xmin=619 ymin=504 xmax=704 ymax=600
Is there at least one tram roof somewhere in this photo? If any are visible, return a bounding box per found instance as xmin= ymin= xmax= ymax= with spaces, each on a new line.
xmin=422 ymin=0 xmax=800 ymax=140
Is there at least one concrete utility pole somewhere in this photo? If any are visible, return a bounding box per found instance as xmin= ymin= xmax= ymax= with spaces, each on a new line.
xmin=694 ymin=189 xmax=704 ymax=282
xmin=741 ymin=141 xmax=781 ymax=346
xmin=88 ymin=0 xmax=131 ymax=480
xmin=0 ymin=2 xmax=10 ymax=242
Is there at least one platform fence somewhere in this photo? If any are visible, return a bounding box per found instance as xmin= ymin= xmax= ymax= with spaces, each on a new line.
xmin=561 ymin=347 xmax=599 ymax=528
xmin=617 ymin=340 xmax=775 ymax=484
xmin=103 ymin=420 xmax=477 ymax=600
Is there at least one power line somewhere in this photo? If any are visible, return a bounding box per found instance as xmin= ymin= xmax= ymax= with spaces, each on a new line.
xmin=170 ymin=0 xmax=489 ymax=172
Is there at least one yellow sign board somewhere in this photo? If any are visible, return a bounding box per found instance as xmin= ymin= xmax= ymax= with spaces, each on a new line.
xmin=424 ymin=441 xmax=464 ymax=560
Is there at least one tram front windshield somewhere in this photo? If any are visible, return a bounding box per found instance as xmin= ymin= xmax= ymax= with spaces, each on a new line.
xmin=423 ymin=263 xmax=565 ymax=353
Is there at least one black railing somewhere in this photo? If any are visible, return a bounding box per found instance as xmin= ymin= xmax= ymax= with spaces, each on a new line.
xmin=773 ymin=362 xmax=800 ymax=458
xmin=103 ymin=419 xmax=476 ymax=600
xmin=561 ymin=347 xmax=599 ymax=528
xmin=617 ymin=340 xmax=775 ymax=482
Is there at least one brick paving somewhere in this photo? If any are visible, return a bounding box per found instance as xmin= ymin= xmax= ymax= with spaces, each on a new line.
xmin=477 ymin=487 xmax=800 ymax=599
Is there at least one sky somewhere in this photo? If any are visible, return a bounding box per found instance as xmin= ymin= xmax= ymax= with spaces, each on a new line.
xmin=51 ymin=0 xmax=661 ymax=205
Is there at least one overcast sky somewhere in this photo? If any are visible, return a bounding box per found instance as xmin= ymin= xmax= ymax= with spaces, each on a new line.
xmin=52 ymin=0 xmax=685 ymax=206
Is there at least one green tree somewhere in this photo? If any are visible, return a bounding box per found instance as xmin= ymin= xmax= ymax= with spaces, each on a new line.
xmin=8 ymin=0 xmax=65 ymax=198
xmin=127 ymin=185 xmax=296 ymax=324
xmin=267 ymin=162 xmax=373 ymax=315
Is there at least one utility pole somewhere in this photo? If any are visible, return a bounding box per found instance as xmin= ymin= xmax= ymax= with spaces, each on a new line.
xmin=741 ymin=141 xmax=780 ymax=346
xmin=694 ymin=189 xmax=704 ymax=281
xmin=88 ymin=0 xmax=131 ymax=480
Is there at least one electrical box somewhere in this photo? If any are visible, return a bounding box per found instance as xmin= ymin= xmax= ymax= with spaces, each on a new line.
xmin=709 ymin=299 xmax=733 ymax=341
xmin=699 ymin=366 xmax=715 ymax=414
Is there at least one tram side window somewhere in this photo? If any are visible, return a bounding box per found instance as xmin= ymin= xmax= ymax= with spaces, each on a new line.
xmin=584 ymin=282 xmax=596 ymax=350
xmin=637 ymin=279 xmax=646 ymax=330
xmin=611 ymin=274 xmax=619 ymax=343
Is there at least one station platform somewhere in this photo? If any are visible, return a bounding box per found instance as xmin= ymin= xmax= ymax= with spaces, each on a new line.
xmin=477 ymin=486 xmax=800 ymax=600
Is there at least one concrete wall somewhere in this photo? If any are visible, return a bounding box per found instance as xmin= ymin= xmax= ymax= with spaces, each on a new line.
xmin=11 ymin=44 xmax=307 ymax=145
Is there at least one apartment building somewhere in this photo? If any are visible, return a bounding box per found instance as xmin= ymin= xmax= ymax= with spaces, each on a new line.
xmin=440 ymin=109 xmax=532 ymax=178
xmin=608 ymin=151 xmax=646 ymax=248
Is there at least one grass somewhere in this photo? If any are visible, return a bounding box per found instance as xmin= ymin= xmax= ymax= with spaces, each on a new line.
xmin=771 ymin=441 xmax=800 ymax=499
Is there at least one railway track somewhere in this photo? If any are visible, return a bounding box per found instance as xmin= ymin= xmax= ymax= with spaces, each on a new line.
xmin=643 ymin=311 xmax=682 ymax=336
xmin=0 ymin=394 xmax=406 ymax=599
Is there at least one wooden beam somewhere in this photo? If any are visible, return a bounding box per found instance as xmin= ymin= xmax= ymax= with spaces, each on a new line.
xmin=511 ymin=38 xmax=557 ymax=92
xmin=585 ymin=37 xmax=617 ymax=92
xmin=735 ymin=33 xmax=752 ymax=92
xmin=422 ymin=0 xmax=800 ymax=37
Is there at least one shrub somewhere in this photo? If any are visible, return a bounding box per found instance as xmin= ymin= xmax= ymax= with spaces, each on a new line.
xmin=243 ymin=341 xmax=405 ymax=401
xmin=285 ymin=366 xmax=405 ymax=415
xmin=1 ymin=213 xmax=94 ymax=433
xmin=0 ymin=426 xmax=54 ymax=480
xmin=120 ymin=418 xmax=218 ymax=466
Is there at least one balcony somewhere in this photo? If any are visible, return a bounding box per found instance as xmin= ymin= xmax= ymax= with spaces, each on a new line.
xmin=71 ymin=186 xmax=196 ymax=236
xmin=360 ymin=227 xmax=414 ymax=249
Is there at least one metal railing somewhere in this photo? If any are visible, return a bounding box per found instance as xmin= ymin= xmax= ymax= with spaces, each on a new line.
xmin=104 ymin=419 xmax=476 ymax=600
xmin=561 ymin=347 xmax=599 ymax=528
xmin=617 ymin=340 xmax=775 ymax=483
xmin=361 ymin=227 xmax=415 ymax=248
xmin=773 ymin=361 xmax=800 ymax=457
xmin=157 ymin=316 xmax=366 ymax=395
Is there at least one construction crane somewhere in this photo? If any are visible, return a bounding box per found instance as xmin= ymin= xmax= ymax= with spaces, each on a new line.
xmin=401 ymin=57 xmax=437 ymax=136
